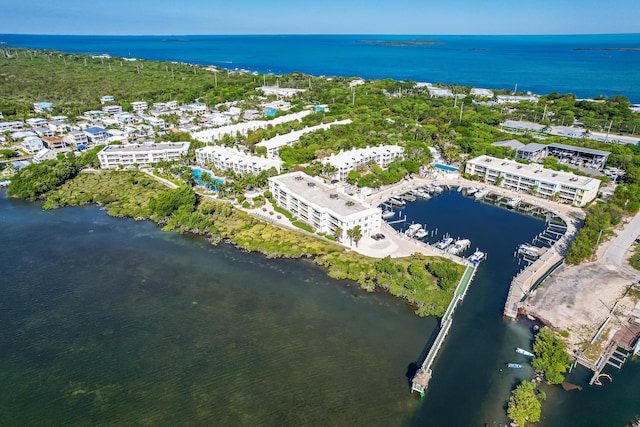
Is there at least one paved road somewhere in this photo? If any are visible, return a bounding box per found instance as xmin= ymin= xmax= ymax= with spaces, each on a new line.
xmin=602 ymin=210 xmax=640 ymax=268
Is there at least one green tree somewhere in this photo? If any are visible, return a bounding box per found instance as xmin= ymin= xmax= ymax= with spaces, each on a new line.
xmin=149 ymin=186 xmax=197 ymax=218
xmin=507 ymin=380 xmax=543 ymax=427
xmin=532 ymin=327 xmax=572 ymax=384
xmin=351 ymin=225 xmax=362 ymax=247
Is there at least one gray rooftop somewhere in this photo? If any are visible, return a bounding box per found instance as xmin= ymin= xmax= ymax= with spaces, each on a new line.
xmin=100 ymin=142 xmax=190 ymax=153
xmin=517 ymin=143 xmax=547 ymax=153
xmin=547 ymin=143 xmax=610 ymax=157
xmin=271 ymin=172 xmax=377 ymax=218
xmin=492 ymin=139 xmax=524 ymax=150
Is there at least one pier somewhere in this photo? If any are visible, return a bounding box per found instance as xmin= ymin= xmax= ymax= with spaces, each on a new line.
xmin=411 ymin=265 xmax=477 ymax=395
xmin=503 ymin=215 xmax=576 ymax=319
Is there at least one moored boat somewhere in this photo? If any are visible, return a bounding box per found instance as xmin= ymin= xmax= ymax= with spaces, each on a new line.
xmin=414 ymin=228 xmax=428 ymax=239
xmin=405 ymin=223 xmax=422 ymax=238
xmin=516 ymin=347 xmax=535 ymax=357
xmin=468 ymin=250 xmax=485 ymax=264
xmin=506 ymin=363 xmax=523 ymax=369
xmin=474 ymin=189 xmax=489 ymax=200
xmin=382 ymin=209 xmax=395 ymax=219
xmin=435 ymin=237 xmax=453 ymax=250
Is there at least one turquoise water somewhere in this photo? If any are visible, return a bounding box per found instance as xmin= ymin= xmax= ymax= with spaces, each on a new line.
xmin=434 ymin=163 xmax=459 ymax=172
xmin=2 ymin=189 xmax=639 ymax=426
xmin=192 ymin=167 xmax=223 ymax=189
xmin=2 ymin=34 xmax=639 ymax=101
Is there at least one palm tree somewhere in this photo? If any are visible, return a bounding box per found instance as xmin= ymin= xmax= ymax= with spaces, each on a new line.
xmin=351 ymin=225 xmax=362 ymax=247
xmin=334 ymin=226 xmax=343 ymax=242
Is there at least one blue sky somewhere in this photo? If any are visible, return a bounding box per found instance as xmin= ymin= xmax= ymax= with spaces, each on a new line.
xmin=2 ymin=0 xmax=639 ymax=35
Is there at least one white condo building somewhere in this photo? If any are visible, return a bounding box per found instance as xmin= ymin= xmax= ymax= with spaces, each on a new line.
xmin=465 ymin=155 xmax=600 ymax=207
xmin=268 ymin=172 xmax=382 ymax=240
xmin=98 ymin=142 xmax=190 ymax=169
xmin=256 ymin=119 xmax=352 ymax=158
xmin=195 ymin=145 xmax=281 ymax=175
xmin=321 ymin=145 xmax=405 ymax=181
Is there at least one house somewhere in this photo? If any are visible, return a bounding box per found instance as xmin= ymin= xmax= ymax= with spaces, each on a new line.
xmin=102 ymin=105 xmax=123 ymax=116
xmin=34 ymin=127 xmax=54 ymax=138
xmin=146 ymin=117 xmax=166 ymax=129
xmin=428 ymin=87 xmax=454 ymax=98
xmin=257 ymin=86 xmax=306 ymax=98
xmin=84 ymin=110 xmax=107 ymax=119
xmin=84 ymin=127 xmax=109 ymax=144
xmin=97 ymin=142 xmax=190 ymax=169
xmin=496 ymin=95 xmax=539 ymax=104
xmin=65 ymin=130 xmax=89 ymax=146
xmin=243 ymin=109 xmax=261 ymax=120
xmin=131 ymin=102 xmax=148 ymax=114
xmin=48 ymin=120 xmax=70 ymax=133
xmin=268 ymin=171 xmax=382 ymax=241
xmin=42 ymin=136 xmax=66 ymax=149
xmin=0 ymin=121 xmax=24 ymax=132
xmin=33 ymin=102 xmax=54 ymax=113
xmin=470 ymin=88 xmax=494 ymax=98
xmin=21 ymin=136 xmax=44 ymax=154
xmin=195 ymin=145 xmax=281 ymax=175
xmin=33 ymin=148 xmax=58 ymax=163
xmin=26 ymin=118 xmax=48 ymax=127
xmin=320 ymin=145 xmax=405 ymax=181
xmin=100 ymin=95 xmax=115 ymax=104
xmin=349 ymin=79 xmax=365 ymax=87
xmin=465 ymin=155 xmax=600 ymax=207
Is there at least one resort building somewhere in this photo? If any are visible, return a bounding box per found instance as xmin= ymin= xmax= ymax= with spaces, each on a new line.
xmin=26 ymin=118 xmax=48 ymax=127
xmin=97 ymin=142 xmax=190 ymax=169
xmin=516 ymin=143 xmax=548 ymax=162
xmin=256 ymin=119 xmax=352 ymax=158
xmin=465 ymin=155 xmax=600 ymax=207
xmin=0 ymin=121 xmax=24 ymax=132
xmin=100 ymin=95 xmax=115 ymax=104
xmin=42 ymin=136 xmax=66 ymax=149
xmin=320 ymin=145 xmax=405 ymax=181
xmin=268 ymin=171 xmax=382 ymax=241
xmin=491 ymin=139 xmax=525 ymax=151
xmin=191 ymin=110 xmax=312 ymax=143
xmin=195 ymin=145 xmax=281 ymax=175
xmin=503 ymin=120 xmax=640 ymax=146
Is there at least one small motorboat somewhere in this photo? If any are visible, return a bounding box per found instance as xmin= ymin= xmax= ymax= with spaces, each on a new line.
xmin=506 ymin=363 xmax=523 ymax=369
xmin=516 ymin=348 xmax=535 ymax=358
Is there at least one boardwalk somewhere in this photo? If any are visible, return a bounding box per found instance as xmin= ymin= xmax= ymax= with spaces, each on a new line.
xmin=411 ymin=265 xmax=477 ymax=394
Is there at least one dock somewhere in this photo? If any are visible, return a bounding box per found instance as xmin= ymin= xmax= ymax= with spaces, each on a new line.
xmin=411 ymin=265 xmax=477 ymax=395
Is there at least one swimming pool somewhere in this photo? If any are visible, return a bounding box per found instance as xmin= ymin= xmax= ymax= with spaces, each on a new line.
xmin=192 ymin=167 xmax=224 ymax=189
xmin=434 ymin=163 xmax=459 ymax=173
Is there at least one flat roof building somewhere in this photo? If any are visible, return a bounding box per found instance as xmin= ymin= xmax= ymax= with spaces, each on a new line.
xmin=269 ymin=171 xmax=381 ymax=241
xmin=320 ymin=145 xmax=405 ymax=181
xmin=33 ymin=102 xmax=54 ymax=113
xmin=98 ymin=142 xmax=190 ymax=169
xmin=465 ymin=155 xmax=600 ymax=207
xmin=195 ymin=145 xmax=281 ymax=175
xmin=256 ymin=119 xmax=352 ymax=158
xmin=516 ymin=143 xmax=548 ymax=162
xmin=491 ymin=139 xmax=525 ymax=151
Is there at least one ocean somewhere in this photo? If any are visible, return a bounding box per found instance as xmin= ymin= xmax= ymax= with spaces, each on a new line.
xmin=1 ymin=33 xmax=640 ymax=102
xmin=2 ymin=189 xmax=639 ymax=426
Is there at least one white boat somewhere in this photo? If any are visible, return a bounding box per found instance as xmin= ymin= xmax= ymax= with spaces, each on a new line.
xmin=474 ymin=190 xmax=489 ymax=200
xmin=465 ymin=187 xmax=478 ymax=196
xmin=414 ymin=228 xmax=428 ymax=239
xmin=405 ymin=224 xmax=422 ymax=238
xmin=507 ymin=197 xmax=522 ymax=209
xmin=436 ymin=237 xmax=454 ymax=250
xmin=447 ymin=238 xmax=471 ymax=255
xmin=387 ymin=197 xmax=405 ymax=206
xmin=382 ymin=209 xmax=395 ymax=219
xmin=518 ymin=244 xmax=540 ymax=257
xmin=400 ymin=193 xmax=417 ymax=202
xmin=516 ymin=347 xmax=535 ymax=358
xmin=468 ymin=251 xmax=485 ymax=264
xmin=431 ymin=185 xmax=444 ymax=194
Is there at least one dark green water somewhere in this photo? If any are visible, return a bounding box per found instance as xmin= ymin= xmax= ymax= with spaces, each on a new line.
xmin=1 ymin=189 xmax=638 ymax=426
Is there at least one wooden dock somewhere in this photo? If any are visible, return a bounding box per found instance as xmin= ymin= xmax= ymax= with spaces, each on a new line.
xmin=411 ymin=265 xmax=477 ymax=395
